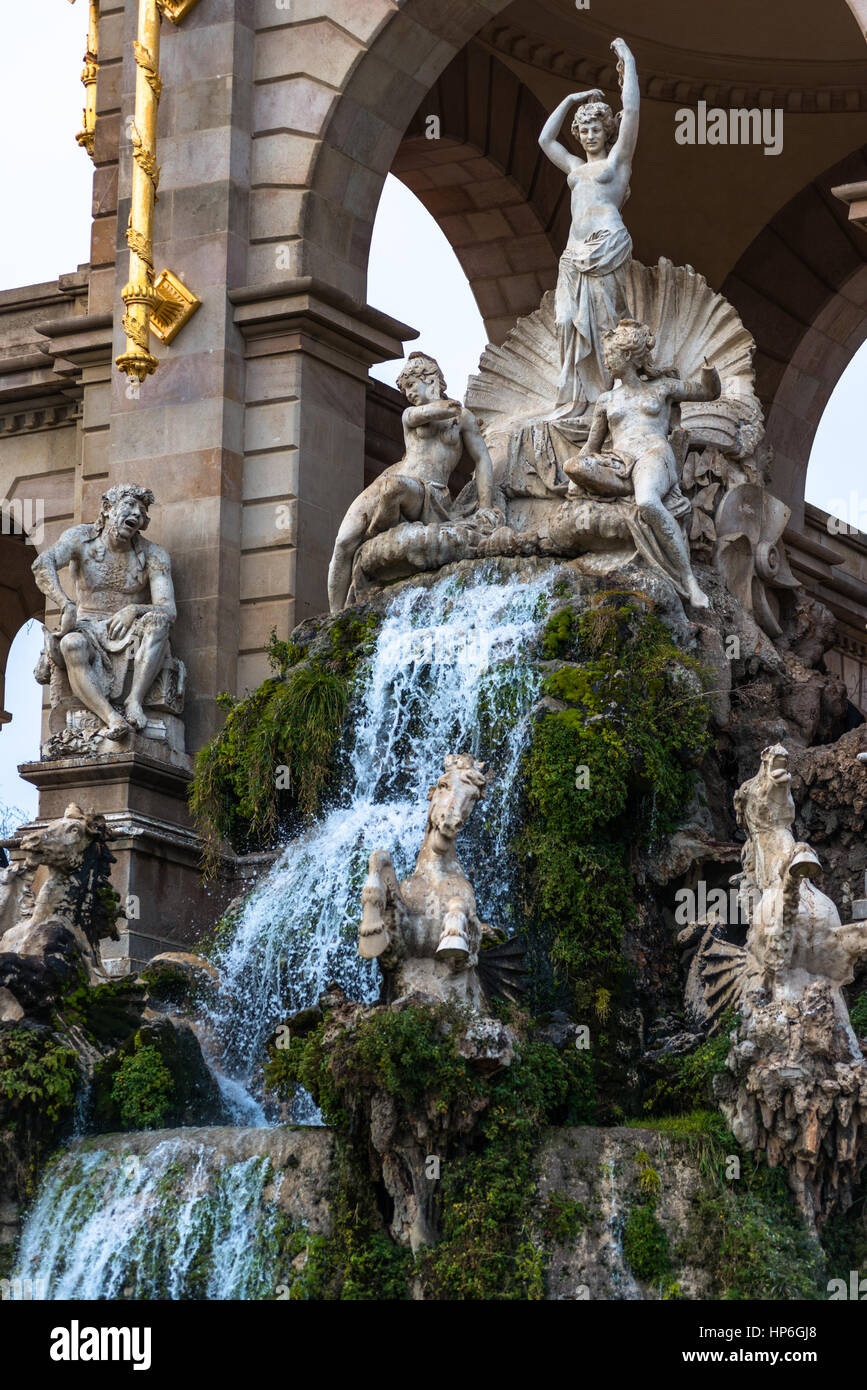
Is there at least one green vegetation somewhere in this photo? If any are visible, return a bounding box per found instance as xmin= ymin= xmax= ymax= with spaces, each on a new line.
xmin=622 ymin=1148 xmax=672 ymax=1287
xmin=61 ymin=977 xmax=147 ymax=1047
xmin=276 ymin=1145 xmax=414 ymax=1302
xmin=638 ymin=1114 xmax=823 ymax=1298
xmin=419 ymin=1035 xmax=595 ymax=1299
xmin=682 ymin=1144 xmax=825 ymax=1300
xmin=266 ymin=1002 xmax=595 ymax=1300
xmin=520 ymin=594 xmax=712 ymax=1011
xmin=642 ymin=1020 xmax=734 ymax=1118
xmin=541 ymin=1192 xmax=590 ymax=1244
xmin=190 ymin=617 xmax=379 ymax=874
xmin=616 ymin=1118 xmax=827 ymax=1299
xmin=623 ymin=1202 xmax=671 ymax=1283
xmin=848 ymin=990 xmax=867 ymax=1037
xmin=822 ymin=1178 xmax=867 ymax=1285
xmin=0 ymin=1027 xmax=79 ymax=1126
xmin=109 ymin=1038 xmax=175 ymax=1131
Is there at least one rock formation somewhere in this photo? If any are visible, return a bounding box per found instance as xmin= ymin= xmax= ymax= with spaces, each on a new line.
xmin=684 ymin=745 xmax=867 ymax=1226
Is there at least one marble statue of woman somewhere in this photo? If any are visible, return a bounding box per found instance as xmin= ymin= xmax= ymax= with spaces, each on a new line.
xmin=538 ymin=36 xmax=639 ymax=417
xmin=564 ymin=319 xmax=720 ymax=609
xmin=327 ymin=352 xmax=498 ymax=613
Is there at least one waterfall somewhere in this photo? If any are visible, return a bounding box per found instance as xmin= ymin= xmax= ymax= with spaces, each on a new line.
xmin=14 ymin=562 xmax=559 ymax=1298
xmin=208 ymin=562 xmax=557 ymax=1107
xmin=15 ymin=1129 xmax=316 ymax=1301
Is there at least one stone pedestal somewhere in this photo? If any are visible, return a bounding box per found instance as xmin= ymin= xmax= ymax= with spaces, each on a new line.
xmin=16 ymin=752 xmax=233 ymax=972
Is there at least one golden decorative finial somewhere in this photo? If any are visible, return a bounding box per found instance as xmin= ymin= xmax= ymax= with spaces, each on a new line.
xmin=115 ymin=0 xmax=202 ymax=384
xmin=72 ymin=0 xmax=100 ymax=161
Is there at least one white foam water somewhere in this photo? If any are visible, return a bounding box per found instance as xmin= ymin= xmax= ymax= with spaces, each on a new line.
xmin=16 ymin=1135 xmax=289 ymax=1300
xmin=208 ymin=563 xmax=556 ymax=1106
xmin=15 ymin=562 xmax=559 ymax=1297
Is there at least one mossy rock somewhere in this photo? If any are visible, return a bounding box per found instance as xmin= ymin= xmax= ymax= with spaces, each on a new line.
xmin=59 ymin=976 xmax=148 ymax=1048
xmin=190 ymin=615 xmax=381 ymax=874
xmin=141 ymin=953 xmax=220 ymax=1013
xmin=92 ymin=1019 xmax=224 ymax=1133
xmin=0 ymin=1021 xmax=81 ymax=1212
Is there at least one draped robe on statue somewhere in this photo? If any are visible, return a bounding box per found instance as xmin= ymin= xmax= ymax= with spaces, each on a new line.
xmin=554 ymin=223 xmax=633 ymax=412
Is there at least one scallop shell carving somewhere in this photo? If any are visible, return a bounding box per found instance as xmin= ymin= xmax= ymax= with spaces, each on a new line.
xmin=466 ymin=256 xmax=763 ymax=455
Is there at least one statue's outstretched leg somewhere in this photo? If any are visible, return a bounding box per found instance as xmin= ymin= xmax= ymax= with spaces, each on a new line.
xmin=435 ymin=898 xmax=471 ymax=965
xmin=369 ymin=476 xmax=425 ymax=532
xmin=564 ymin=453 xmax=632 ymax=497
xmin=633 ymin=453 xmax=709 ymax=609
xmin=328 ymin=477 xmax=426 ymax=614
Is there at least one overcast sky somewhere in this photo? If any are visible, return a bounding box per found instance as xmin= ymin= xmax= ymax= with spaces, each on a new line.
xmin=0 ymin=11 xmax=864 ymax=822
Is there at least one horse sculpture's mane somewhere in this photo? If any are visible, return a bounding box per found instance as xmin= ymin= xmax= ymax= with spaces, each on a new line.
xmin=424 ymin=753 xmax=487 ymax=835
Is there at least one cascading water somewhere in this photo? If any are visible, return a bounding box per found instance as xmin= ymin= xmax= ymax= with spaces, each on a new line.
xmin=16 ymin=1130 xmax=305 ymax=1300
xmin=208 ymin=563 xmax=558 ymax=1110
xmin=15 ymin=562 xmax=560 ymax=1297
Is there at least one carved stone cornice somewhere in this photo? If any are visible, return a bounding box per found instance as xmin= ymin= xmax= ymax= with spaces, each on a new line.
xmin=34 ymin=311 xmax=114 ymax=376
xmin=480 ymin=20 xmax=867 ymax=112
xmin=229 ymin=278 xmax=418 ymax=372
xmin=0 ymin=401 xmax=82 ymax=437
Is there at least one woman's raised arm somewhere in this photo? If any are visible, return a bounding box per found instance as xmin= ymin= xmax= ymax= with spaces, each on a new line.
xmin=608 ymin=38 xmax=639 ymax=166
xmin=539 ymin=90 xmax=604 ymax=173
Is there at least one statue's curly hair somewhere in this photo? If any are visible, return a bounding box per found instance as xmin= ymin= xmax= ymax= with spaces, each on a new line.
xmin=572 ymin=99 xmax=619 ymax=152
xmin=396 ymin=351 xmax=447 ymax=400
xmin=601 ymin=318 xmax=658 ymax=376
xmin=96 ymin=484 xmax=154 ymax=533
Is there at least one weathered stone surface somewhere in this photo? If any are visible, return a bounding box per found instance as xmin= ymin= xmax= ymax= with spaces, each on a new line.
xmin=686 ymin=743 xmax=867 ymax=1225
xmin=536 ymin=1126 xmax=711 ymax=1300
xmin=31 ymin=486 xmax=186 ymax=760
xmin=60 ymin=1122 xmax=335 ymax=1231
xmin=359 ymin=754 xmax=521 ymax=1011
xmin=143 ymin=951 xmax=221 ymax=1009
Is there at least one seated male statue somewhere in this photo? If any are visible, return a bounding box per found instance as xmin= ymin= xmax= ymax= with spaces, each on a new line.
xmin=327 ymin=351 xmax=500 ymax=614
xmin=32 ymin=484 xmax=178 ymax=741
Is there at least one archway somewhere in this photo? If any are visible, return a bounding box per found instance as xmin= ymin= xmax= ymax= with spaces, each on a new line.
xmin=391 ymin=43 xmax=562 ymax=345
xmin=0 ymin=531 xmax=45 ymax=826
xmin=722 ymin=146 xmax=867 ymax=524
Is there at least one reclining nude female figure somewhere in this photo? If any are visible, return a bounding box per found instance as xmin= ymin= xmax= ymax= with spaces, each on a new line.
xmin=564 ymin=319 xmax=720 ymax=609
xmin=326 ymin=352 xmax=497 ymax=614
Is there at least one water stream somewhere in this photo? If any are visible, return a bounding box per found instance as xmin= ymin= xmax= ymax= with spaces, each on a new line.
xmin=14 ymin=562 xmax=559 ymax=1298
xmin=209 ymin=563 xmax=557 ymax=1111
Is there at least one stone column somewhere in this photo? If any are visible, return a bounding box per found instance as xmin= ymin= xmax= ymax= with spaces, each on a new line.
xmin=229 ymin=279 xmax=414 ymax=691
xmin=11 ymin=1 xmax=417 ymax=968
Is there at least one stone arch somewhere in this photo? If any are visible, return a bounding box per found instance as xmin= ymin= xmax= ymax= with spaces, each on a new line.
xmin=290 ymin=0 xmax=518 ymax=302
xmin=391 ymin=44 xmax=563 ymax=344
xmin=0 ymin=532 xmax=44 ymax=735
xmin=846 ymin=0 xmax=867 ymax=38
xmin=722 ymin=146 xmax=867 ymax=524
